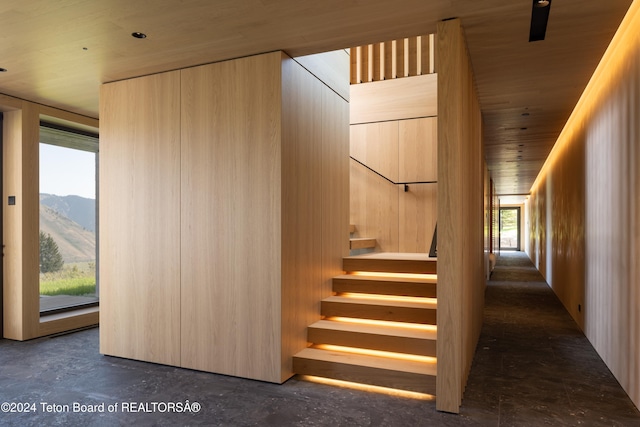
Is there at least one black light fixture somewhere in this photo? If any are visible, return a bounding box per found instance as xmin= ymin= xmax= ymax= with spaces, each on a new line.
xmin=0 ymin=68 xmax=7 ymax=72
xmin=131 ymin=32 xmax=147 ymax=39
xmin=529 ymin=0 xmax=552 ymax=42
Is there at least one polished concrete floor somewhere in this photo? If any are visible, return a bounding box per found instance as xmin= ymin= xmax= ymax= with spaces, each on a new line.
xmin=1 ymin=252 xmax=639 ymax=426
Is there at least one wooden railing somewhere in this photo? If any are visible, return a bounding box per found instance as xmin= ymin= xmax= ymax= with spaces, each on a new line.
xmin=350 ymin=34 xmax=436 ymax=84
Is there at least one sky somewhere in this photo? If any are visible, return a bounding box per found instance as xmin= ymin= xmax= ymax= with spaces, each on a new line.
xmin=39 ymin=144 xmax=96 ymax=199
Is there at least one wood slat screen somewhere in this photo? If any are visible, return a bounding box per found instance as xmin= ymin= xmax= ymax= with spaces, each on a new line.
xmin=350 ymin=34 xmax=436 ymax=84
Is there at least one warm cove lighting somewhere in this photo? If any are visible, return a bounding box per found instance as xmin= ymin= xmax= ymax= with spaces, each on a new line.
xmin=350 ymin=271 xmax=437 ymax=280
xmin=339 ymin=293 xmax=437 ymax=305
xmin=531 ymin=0 xmax=640 ymax=191
xmin=317 ymin=344 xmax=437 ymax=364
xmin=300 ymin=375 xmax=435 ymax=401
xmin=328 ymin=316 xmax=438 ymax=332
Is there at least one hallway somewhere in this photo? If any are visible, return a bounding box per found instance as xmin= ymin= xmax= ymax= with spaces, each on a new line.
xmin=462 ymin=251 xmax=640 ymax=425
xmin=0 ymin=252 xmax=638 ymax=426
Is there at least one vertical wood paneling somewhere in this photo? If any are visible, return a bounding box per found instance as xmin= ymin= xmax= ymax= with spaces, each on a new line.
xmin=350 ymin=122 xmax=399 ymax=182
xmin=399 ymin=185 xmax=437 ymax=253
xmin=321 ymin=83 xmax=350 ymax=299
xmin=99 ymin=71 xmax=181 ymax=366
xmin=180 ymin=53 xmax=282 ymax=382
xmin=2 ymin=105 xmax=40 ymax=340
xmin=527 ymin=1 xmax=640 ymax=409
xmin=350 ymin=74 xmax=437 ymax=125
xmin=436 ymin=18 xmax=485 ymax=414
xmin=399 ymin=117 xmax=437 ymax=182
xmin=280 ymin=56 xmax=324 ymax=380
xmin=350 ymin=160 xmax=399 ymax=252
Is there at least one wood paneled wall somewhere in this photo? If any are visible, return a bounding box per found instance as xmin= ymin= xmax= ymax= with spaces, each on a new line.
xmin=350 ymin=74 xmax=437 ymax=125
xmin=527 ymin=1 xmax=640 ymax=408
xmin=99 ymin=51 xmax=348 ymax=383
xmin=436 ymin=18 xmax=486 ymax=414
xmin=100 ymin=71 xmax=182 ymax=366
xmin=2 ymin=95 xmax=99 ymax=340
xmin=349 ymin=116 xmax=438 ymax=254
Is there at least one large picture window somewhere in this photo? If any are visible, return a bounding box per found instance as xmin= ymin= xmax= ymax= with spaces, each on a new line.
xmin=39 ymin=124 xmax=98 ymax=314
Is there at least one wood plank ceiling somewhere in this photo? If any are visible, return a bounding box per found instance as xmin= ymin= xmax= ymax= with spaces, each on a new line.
xmin=0 ymin=0 xmax=633 ymax=196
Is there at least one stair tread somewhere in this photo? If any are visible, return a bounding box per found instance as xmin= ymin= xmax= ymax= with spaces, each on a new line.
xmin=344 ymin=252 xmax=436 ymax=262
xmin=294 ymin=347 xmax=437 ymax=376
xmin=310 ymin=319 xmax=437 ymax=341
xmin=335 ymin=274 xmax=437 ymax=284
xmin=324 ymin=295 xmax=436 ymax=310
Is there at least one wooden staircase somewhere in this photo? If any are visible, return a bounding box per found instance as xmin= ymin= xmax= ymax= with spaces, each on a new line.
xmin=293 ymin=252 xmax=438 ymax=395
xmin=349 ymin=224 xmax=377 ymax=250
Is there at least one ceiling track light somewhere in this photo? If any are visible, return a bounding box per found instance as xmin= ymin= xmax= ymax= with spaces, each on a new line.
xmin=131 ymin=32 xmax=147 ymax=39
xmin=0 ymin=68 xmax=7 ymax=72
xmin=529 ymin=0 xmax=552 ymax=42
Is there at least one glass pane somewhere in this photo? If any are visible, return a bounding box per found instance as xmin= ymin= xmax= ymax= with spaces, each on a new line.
xmin=39 ymin=142 xmax=98 ymax=313
xmin=500 ymin=208 xmax=519 ymax=250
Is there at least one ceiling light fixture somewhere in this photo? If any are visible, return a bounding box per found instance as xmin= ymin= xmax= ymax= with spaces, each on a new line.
xmin=131 ymin=32 xmax=147 ymax=39
xmin=0 ymin=68 xmax=7 ymax=72
xmin=530 ymin=0 xmax=552 ymax=41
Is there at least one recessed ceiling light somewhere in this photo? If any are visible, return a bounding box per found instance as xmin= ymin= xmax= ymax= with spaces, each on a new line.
xmin=131 ymin=32 xmax=147 ymax=39
xmin=0 ymin=68 xmax=7 ymax=72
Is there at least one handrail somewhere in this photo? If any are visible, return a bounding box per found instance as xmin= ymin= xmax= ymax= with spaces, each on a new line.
xmin=350 ymin=156 xmax=437 ymax=188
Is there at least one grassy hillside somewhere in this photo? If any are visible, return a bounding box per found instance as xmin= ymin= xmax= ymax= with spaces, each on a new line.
xmin=40 ymin=204 xmax=95 ymax=263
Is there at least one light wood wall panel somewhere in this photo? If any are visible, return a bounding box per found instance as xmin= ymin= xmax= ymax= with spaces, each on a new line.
xmin=436 ymin=18 xmax=485 ymax=414
xmin=527 ymin=1 xmax=640 ymax=409
xmin=99 ymin=71 xmax=182 ymax=366
xmin=99 ymin=51 xmax=349 ymax=384
xmin=350 ymin=122 xmax=399 ymax=183
xmin=2 ymin=104 xmax=40 ymax=340
xmin=294 ymin=50 xmax=350 ymax=102
xmin=350 ymin=160 xmax=399 ymax=252
xmin=350 ymin=74 xmax=437 ymax=125
xmin=399 ymin=117 xmax=437 ymax=182
xmin=399 ymin=185 xmax=437 ymax=253
xmin=321 ymin=77 xmax=351 ymax=305
xmin=180 ymin=53 xmax=283 ymax=382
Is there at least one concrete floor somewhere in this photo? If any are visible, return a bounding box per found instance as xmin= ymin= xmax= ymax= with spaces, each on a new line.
xmin=1 ymin=252 xmax=639 ymax=426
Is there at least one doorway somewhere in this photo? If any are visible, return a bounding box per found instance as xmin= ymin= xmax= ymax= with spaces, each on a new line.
xmin=500 ymin=207 xmax=521 ymax=251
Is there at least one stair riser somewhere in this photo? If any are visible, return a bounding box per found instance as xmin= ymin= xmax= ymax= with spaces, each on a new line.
xmin=308 ymin=328 xmax=436 ymax=357
xmin=322 ymin=301 xmax=437 ymax=324
xmin=350 ymin=239 xmax=377 ymax=250
xmin=293 ymin=356 xmax=436 ymax=394
xmin=343 ymin=258 xmax=437 ymax=274
xmin=333 ymin=278 xmax=437 ymax=298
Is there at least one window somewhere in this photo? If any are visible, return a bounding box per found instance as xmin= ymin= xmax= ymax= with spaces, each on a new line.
xmin=499 ymin=207 xmax=521 ymax=251
xmin=39 ymin=124 xmax=98 ymax=314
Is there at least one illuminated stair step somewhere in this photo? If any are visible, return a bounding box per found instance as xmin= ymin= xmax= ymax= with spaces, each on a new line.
xmin=293 ymin=347 xmax=436 ymax=394
xmin=308 ymin=319 xmax=436 ymax=356
xmin=343 ymin=252 xmax=437 ymax=274
xmin=321 ymin=295 xmax=436 ymax=324
xmin=333 ymin=274 xmax=437 ymax=297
